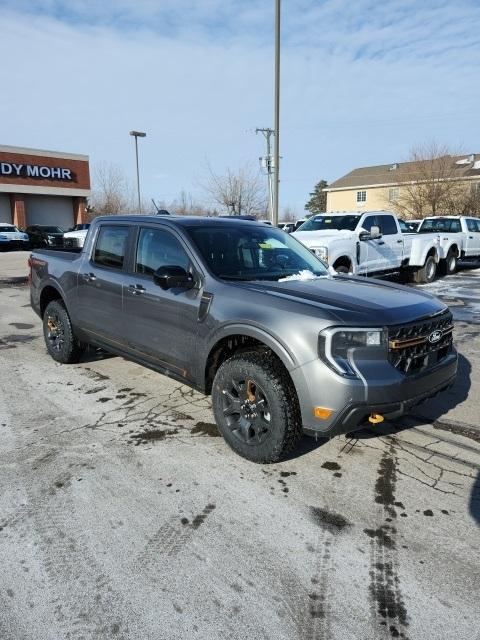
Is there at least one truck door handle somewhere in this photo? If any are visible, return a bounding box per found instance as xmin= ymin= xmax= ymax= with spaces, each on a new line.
xmin=128 ymin=284 xmax=146 ymax=295
xmin=469 ymin=235 xmax=474 ymax=239
xmin=376 ymin=240 xmax=385 ymax=245
xmin=396 ymin=239 xmax=403 ymax=243
xmin=82 ymin=272 xmax=96 ymax=282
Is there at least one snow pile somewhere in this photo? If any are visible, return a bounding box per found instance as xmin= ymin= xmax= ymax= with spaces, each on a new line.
xmin=278 ymin=270 xmax=326 ymax=282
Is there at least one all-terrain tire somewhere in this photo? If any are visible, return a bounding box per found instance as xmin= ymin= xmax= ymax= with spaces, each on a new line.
xmin=438 ymin=250 xmax=457 ymax=276
xmin=413 ymin=255 xmax=437 ymax=284
xmin=43 ymin=299 xmax=85 ymax=364
xmin=334 ymin=264 xmax=352 ymax=274
xmin=212 ymin=351 xmax=302 ymax=463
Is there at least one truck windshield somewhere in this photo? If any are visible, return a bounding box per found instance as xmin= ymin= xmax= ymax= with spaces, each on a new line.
xmin=296 ymin=215 xmax=361 ymax=232
xmin=418 ymin=219 xmax=461 ymax=233
xmin=186 ymin=223 xmax=328 ymax=281
xmin=0 ymin=226 xmax=17 ymax=232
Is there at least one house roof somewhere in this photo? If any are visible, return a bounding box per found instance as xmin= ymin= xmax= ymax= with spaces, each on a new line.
xmin=326 ymin=154 xmax=480 ymax=191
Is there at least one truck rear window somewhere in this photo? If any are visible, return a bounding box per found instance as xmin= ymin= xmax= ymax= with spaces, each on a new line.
xmin=93 ymin=226 xmax=129 ymax=269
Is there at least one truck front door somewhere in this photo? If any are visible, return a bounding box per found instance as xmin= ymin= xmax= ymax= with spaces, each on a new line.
xmin=123 ymin=225 xmax=202 ymax=381
xmin=356 ymin=215 xmax=386 ymax=274
xmin=375 ymin=214 xmax=404 ymax=268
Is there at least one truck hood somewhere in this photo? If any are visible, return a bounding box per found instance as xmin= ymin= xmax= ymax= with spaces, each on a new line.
xmin=236 ymin=275 xmax=447 ymax=325
xmin=292 ymin=229 xmax=354 ymax=246
xmin=64 ymin=230 xmax=88 ymax=239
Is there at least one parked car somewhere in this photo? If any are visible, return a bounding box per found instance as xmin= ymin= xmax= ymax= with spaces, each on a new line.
xmin=30 ymin=215 xmax=456 ymax=463
xmin=417 ymin=216 xmax=480 ymax=274
xmin=0 ymin=223 xmax=30 ymax=250
xmin=25 ymin=225 xmax=64 ymax=248
xmin=63 ymin=224 xmax=90 ymax=248
xmin=293 ymin=211 xmax=447 ymax=283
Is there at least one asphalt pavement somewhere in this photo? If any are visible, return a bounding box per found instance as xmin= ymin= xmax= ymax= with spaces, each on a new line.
xmin=0 ymin=263 xmax=479 ymax=640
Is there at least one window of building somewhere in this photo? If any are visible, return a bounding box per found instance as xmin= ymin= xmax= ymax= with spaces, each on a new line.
xmin=135 ymin=227 xmax=190 ymax=276
xmin=93 ymin=225 xmax=129 ymax=269
xmin=356 ymin=190 xmax=367 ymax=203
xmin=377 ymin=215 xmax=398 ymax=235
xmin=388 ymin=187 xmax=400 ymax=202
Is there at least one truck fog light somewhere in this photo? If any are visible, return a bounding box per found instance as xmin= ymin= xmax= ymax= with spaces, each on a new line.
xmin=313 ymin=407 xmax=333 ymax=420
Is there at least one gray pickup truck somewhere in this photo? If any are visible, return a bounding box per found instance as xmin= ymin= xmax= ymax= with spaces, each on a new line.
xmin=30 ymin=215 xmax=457 ymax=462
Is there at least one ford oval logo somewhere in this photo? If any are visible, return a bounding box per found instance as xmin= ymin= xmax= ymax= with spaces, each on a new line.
xmin=428 ymin=330 xmax=442 ymax=344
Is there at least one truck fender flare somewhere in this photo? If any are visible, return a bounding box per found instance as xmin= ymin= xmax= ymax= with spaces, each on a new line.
xmin=39 ymin=279 xmax=69 ymax=315
xmin=206 ymin=323 xmax=297 ymax=371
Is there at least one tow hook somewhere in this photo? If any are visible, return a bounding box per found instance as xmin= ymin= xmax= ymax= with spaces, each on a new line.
xmin=368 ymin=413 xmax=384 ymax=424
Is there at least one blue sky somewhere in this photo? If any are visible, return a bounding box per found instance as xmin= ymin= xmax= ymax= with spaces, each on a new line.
xmin=1 ymin=0 xmax=479 ymax=215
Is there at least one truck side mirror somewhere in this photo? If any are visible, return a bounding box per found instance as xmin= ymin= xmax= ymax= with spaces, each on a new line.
xmin=153 ymin=265 xmax=194 ymax=290
xmin=370 ymin=225 xmax=382 ymax=239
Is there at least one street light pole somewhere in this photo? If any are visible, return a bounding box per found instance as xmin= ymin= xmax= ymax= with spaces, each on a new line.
xmin=129 ymin=130 xmax=146 ymax=213
xmin=273 ymin=0 xmax=281 ymax=226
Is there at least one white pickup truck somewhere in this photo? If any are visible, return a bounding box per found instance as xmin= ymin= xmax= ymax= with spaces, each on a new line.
xmin=293 ymin=211 xmax=442 ymax=283
xmin=416 ymin=216 xmax=480 ymax=275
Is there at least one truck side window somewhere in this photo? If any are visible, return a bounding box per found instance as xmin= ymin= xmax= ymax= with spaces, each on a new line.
xmin=377 ymin=215 xmax=397 ymax=235
xmin=450 ymin=220 xmax=461 ymax=232
xmin=467 ymin=219 xmax=478 ymax=232
xmin=361 ymin=216 xmax=377 ymax=232
xmin=136 ymin=227 xmax=190 ymax=276
xmin=93 ymin=225 xmax=129 ymax=269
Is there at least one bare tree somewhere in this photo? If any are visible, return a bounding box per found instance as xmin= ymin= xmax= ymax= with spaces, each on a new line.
xmin=386 ymin=143 xmax=468 ymax=218
xmin=201 ymin=163 xmax=267 ymax=217
xmin=90 ymin=163 xmax=138 ymax=215
xmin=281 ymin=206 xmax=297 ymax=222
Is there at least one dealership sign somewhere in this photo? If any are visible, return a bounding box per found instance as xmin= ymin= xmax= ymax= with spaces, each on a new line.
xmin=0 ymin=162 xmax=74 ymax=181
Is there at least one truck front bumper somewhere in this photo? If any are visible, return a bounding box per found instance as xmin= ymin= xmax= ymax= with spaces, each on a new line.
xmin=290 ymin=351 xmax=457 ymax=437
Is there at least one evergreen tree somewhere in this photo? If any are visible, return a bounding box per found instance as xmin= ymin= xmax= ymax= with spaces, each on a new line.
xmin=305 ymin=180 xmax=328 ymax=214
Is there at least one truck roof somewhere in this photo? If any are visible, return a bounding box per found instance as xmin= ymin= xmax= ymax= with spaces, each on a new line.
xmin=93 ymin=215 xmax=267 ymax=227
xmin=313 ymin=211 xmax=394 ymax=217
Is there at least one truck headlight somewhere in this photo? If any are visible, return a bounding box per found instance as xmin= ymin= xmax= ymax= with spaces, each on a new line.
xmin=318 ymin=327 xmax=386 ymax=377
xmin=312 ymin=246 xmax=328 ymax=262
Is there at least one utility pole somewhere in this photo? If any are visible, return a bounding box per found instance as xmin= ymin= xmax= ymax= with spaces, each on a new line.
xmin=129 ymin=130 xmax=146 ymax=213
xmin=273 ymin=0 xmax=281 ymax=226
xmin=256 ymin=127 xmax=274 ymax=222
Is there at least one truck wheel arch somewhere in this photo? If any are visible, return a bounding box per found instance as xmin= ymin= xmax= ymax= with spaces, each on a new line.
xmin=40 ymin=284 xmax=65 ymax=317
xmin=332 ymin=256 xmax=353 ymax=273
xmin=204 ymin=327 xmax=296 ymax=394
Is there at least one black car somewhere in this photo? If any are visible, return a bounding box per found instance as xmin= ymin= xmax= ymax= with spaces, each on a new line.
xmin=25 ymin=225 xmax=65 ymax=248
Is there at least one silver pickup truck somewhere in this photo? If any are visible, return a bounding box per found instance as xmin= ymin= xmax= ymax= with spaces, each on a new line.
xmin=30 ymin=215 xmax=457 ymax=462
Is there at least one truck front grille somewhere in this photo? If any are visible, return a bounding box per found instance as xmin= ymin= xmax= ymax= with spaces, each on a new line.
xmin=388 ymin=310 xmax=453 ymax=375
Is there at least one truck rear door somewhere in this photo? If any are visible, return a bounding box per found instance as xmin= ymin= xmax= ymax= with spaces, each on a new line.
xmin=464 ymin=218 xmax=480 ymax=257
xmin=75 ymin=224 xmax=132 ymax=345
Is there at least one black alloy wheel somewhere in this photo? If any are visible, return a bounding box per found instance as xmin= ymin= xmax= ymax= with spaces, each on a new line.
xmin=221 ymin=376 xmax=272 ymax=446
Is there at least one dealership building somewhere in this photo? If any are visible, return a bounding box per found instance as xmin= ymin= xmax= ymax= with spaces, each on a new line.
xmin=0 ymin=145 xmax=91 ymax=229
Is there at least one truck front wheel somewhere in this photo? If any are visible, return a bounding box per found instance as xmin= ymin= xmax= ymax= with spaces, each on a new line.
xmin=212 ymin=351 xmax=302 ymax=463
xmin=414 ymin=255 xmax=437 ymax=284
xmin=43 ymin=300 xmax=85 ymax=364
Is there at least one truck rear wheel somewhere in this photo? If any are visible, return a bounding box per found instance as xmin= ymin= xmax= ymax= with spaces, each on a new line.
xmin=414 ymin=255 xmax=436 ymax=284
xmin=43 ymin=300 xmax=85 ymax=364
xmin=212 ymin=351 xmax=302 ymax=463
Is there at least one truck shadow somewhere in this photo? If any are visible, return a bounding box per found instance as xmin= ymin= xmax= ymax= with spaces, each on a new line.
xmin=402 ymin=353 xmax=471 ymax=425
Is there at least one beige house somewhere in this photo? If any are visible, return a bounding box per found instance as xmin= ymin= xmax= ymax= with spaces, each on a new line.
xmin=324 ymin=154 xmax=480 ymax=215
